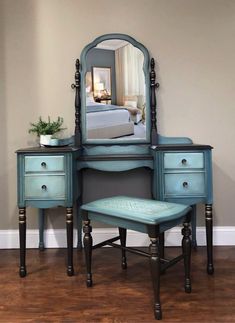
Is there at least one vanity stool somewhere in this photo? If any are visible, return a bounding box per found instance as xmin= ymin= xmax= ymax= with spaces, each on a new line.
xmin=81 ymin=196 xmax=192 ymax=320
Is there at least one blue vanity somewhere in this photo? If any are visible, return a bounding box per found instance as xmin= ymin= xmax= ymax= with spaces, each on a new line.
xmin=16 ymin=33 xmax=213 ymax=277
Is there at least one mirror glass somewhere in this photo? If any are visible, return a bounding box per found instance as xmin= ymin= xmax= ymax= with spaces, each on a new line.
xmin=82 ymin=36 xmax=150 ymax=143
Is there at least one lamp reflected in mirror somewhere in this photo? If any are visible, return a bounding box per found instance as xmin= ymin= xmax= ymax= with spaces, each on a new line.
xmin=94 ymin=82 xmax=104 ymax=98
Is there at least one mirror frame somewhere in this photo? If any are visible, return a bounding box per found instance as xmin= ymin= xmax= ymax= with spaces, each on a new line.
xmin=79 ymin=33 xmax=152 ymax=145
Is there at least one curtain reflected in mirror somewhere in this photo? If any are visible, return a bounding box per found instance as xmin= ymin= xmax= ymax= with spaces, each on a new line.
xmin=85 ymin=39 xmax=146 ymax=140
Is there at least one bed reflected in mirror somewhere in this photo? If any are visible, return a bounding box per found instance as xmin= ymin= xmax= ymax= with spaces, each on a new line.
xmin=85 ymin=39 xmax=146 ymax=141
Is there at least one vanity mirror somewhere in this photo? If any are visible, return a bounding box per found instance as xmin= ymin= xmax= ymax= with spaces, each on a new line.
xmin=73 ymin=34 xmax=158 ymax=145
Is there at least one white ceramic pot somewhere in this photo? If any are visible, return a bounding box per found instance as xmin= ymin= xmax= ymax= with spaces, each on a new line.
xmin=40 ymin=135 xmax=52 ymax=146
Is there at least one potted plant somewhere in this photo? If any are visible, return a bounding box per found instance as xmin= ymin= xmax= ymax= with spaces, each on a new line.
xmin=29 ymin=116 xmax=66 ymax=146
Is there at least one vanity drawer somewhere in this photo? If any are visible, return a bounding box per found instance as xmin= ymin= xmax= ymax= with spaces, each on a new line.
xmin=164 ymin=173 xmax=205 ymax=196
xmin=24 ymin=175 xmax=66 ymax=199
xmin=25 ymin=156 xmax=65 ymax=173
xmin=164 ymin=153 xmax=204 ymax=169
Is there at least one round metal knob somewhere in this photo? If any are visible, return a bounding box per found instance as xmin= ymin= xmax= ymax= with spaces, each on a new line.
xmin=41 ymin=162 xmax=46 ymax=167
xmin=181 ymin=159 xmax=187 ymax=165
xmin=183 ymin=182 xmax=188 ymax=188
xmin=41 ymin=185 xmax=47 ymax=191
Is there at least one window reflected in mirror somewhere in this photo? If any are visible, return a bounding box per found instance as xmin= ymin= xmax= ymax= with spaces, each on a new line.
xmin=85 ymin=39 xmax=146 ymax=140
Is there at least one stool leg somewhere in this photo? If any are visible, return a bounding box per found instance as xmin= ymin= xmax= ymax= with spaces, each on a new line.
xmin=182 ymin=221 xmax=192 ymax=293
xmin=66 ymin=207 xmax=74 ymax=276
xmin=83 ymin=218 xmax=93 ymax=287
xmin=149 ymin=236 xmax=162 ymax=320
xmin=119 ymin=227 xmax=127 ymax=269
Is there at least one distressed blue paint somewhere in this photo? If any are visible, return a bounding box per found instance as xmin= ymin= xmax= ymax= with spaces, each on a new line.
xmin=158 ymin=134 xmax=193 ymax=144
xmin=16 ymin=148 xmax=81 ymax=250
xmin=164 ymin=152 xmax=204 ymax=169
xmin=164 ymin=173 xmax=205 ymax=196
xmin=82 ymin=144 xmax=150 ymax=156
xmin=25 ymin=175 xmax=66 ymax=199
xmin=78 ymin=159 xmax=153 ymax=172
xmin=81 ymin=196 xmax=191 ymax=234
xmin=17 ymin=149 xmax=79 ymax=208
xmin=25 ymin=155 xmax=65 ymax=172
xmin=204 ymin=149 xmax=213 ymax=204
xmin=152 ymin=148 xmax=213 ymax=205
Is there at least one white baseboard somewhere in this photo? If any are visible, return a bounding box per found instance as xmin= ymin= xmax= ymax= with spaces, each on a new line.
xmin=0 ymin=226 xmax=235 ymax=249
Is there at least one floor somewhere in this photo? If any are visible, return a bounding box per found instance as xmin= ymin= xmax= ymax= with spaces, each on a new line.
xmin=0 ymin=246 xmax=235 ymax=322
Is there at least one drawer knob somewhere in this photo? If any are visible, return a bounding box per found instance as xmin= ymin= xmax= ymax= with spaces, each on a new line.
xmin=41 ymin=162 xmax=47 ymax=168
xmin=181 ymin=159 xmax=187 ymax=165
xmin=183 ymin=181 xmax=188 ymax=188
xmin=41 ymin=185 xmax=47 ymax=191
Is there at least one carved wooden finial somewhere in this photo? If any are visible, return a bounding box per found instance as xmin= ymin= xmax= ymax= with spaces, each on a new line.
xmin=75 ymin=58 xmax=80 ymax=71
xmin=71 ymin=58 xmax=81 ymax=146
xmin=150 ymin=58 xmax=159 ymax=145
xmin=150 ymin=58 xmax=159 ymax=89
xmin=71 ymin=59 xmax=80 ymax=89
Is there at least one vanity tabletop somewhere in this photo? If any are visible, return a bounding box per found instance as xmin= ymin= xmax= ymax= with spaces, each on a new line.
xmin=151 ymin=144 xmax=213 ymax=151
xmin=16 ymin=146 xmax=80 ymax=154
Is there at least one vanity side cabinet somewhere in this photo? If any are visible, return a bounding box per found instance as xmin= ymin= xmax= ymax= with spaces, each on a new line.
xmin=151 ymin=145 xmax=213 ymax=205
xmin=151 ymin=144 xmax=214 ymax=274
xmin=16 ymin=146 xmax=80 ymax=277
xmin=17 ymin=147 xmax=80 ymax=208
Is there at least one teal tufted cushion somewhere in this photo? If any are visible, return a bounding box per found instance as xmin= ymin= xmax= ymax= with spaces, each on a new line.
xmin=81 ymin=196 xmax=191 ymax=225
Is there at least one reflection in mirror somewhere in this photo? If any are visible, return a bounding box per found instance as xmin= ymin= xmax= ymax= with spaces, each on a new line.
xmin=85 ymin=39 xmax=146 ymax=141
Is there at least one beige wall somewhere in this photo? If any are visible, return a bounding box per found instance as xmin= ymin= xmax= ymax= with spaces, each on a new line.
xmin=0 ymin=0 xmax=235 ymax=230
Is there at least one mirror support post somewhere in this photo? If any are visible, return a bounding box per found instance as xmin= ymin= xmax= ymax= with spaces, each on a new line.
xmin=71 ymin=59 xmax=82 ymax=147
xmin=150 ymin=58 xmax=159 ymax=145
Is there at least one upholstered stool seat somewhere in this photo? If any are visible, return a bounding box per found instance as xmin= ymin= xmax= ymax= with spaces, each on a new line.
xmin=81 ymin=196 xmax=192 ymax=320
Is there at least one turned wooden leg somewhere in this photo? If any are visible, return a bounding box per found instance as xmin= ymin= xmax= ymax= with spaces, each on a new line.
xmin=205 ymin=204 xmax=214 ymax=274
xmin=19 ymin=207 xmax=27 ymax=278
xmin=149 ymin=235 xmax=162 ymax=320
xmin=182 ymin=221 xmax=192 ymax=293
xmin=83 ymin=216 xmax=93 ymax=287
xmin=38 ymin=208 xmax=45 ymax=251
xmin=66 ymin=207 xmax=74 ymax=276
xmin=119 ymin=227 xmax=127 ymax=269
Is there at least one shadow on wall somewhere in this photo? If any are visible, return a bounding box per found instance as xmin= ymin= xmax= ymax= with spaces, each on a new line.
xmin=82 ymin=168 xmax=152 ymax=202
